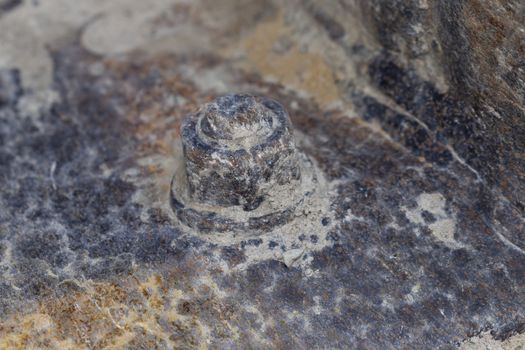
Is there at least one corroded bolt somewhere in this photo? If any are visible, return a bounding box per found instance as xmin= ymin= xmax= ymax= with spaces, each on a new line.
xmin=181 ymin=94 xmax=301 ymax=211
xmin=171 ymin=94 xmax=318 ymax=232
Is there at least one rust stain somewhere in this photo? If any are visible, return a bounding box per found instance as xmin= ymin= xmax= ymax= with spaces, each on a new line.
xmin=232 ymin=13 xmax=340 ymax=107
xmin=463 ymin=0 xmax=524 ymax=105
xmin=0 ymin=270 xmax=236 ymax=349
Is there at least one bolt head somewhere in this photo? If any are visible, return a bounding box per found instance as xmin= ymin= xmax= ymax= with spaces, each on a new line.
xmin=180 ymin=94 xmax=301 ymax=211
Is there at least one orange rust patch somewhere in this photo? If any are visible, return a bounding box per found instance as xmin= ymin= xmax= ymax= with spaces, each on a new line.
xmin=0 ymin=270 xmax=238 ymax=350
xmin=232 ymin=13 xmax=340 ymax=107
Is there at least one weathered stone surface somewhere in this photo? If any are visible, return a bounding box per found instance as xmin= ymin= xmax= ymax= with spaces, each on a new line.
xmin=0 ymin=1 xmax=524 ymax=349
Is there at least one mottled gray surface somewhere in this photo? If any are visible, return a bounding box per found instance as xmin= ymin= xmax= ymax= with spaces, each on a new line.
xmin=0 ymin=1 xmax=524 ymax=349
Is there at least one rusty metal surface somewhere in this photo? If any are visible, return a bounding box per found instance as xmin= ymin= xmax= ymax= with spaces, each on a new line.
xmin=0 ymin=1 xmax=524 ymax=349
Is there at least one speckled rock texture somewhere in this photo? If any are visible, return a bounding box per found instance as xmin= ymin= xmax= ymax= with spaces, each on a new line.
xmin=0 ymin=1 xmax=524 ymax=349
